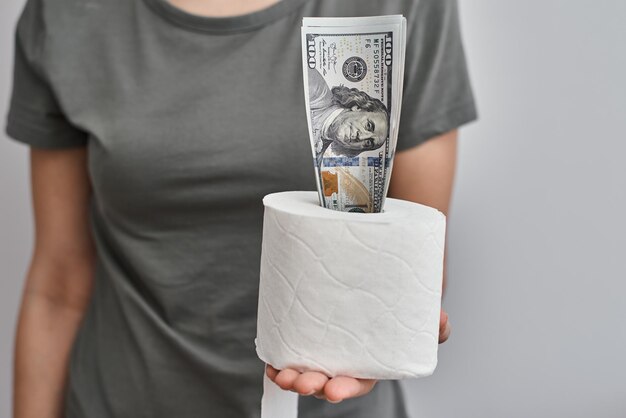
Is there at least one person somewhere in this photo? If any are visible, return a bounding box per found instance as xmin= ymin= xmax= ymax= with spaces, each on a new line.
xmin=6 ymin=0 xmax=477 ymax=417
xmin=307 ymin=67 xmax=389 ymax=165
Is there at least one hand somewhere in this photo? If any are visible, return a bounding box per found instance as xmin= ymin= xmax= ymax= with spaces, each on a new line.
xmin=439 ymin=308 xmax=451 ymax=343
xmin=266 ymin=308 xmax=451 ymax=403
xmin=265 ymin=365 xmax=377 ymax=403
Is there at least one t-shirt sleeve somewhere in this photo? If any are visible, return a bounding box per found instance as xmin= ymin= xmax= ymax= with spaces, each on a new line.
xmin=5 ymin=0 xmax=88 ymax=149
xmin=396 ymin=0 xmax=478 ymax=151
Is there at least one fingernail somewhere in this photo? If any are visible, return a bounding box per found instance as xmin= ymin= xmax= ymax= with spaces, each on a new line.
xmin=328 ymin=399 xmax=342 ymax=404
xmin=304 ymin=390 xmax=316 ymax=396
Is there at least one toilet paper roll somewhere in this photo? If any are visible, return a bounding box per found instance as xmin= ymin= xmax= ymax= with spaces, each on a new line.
xmin=255 ymin=191 xmax=446 ymax=381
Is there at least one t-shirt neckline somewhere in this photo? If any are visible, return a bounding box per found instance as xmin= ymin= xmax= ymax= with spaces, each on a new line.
xmin=143 ymin=0 xmax=310 ymax=34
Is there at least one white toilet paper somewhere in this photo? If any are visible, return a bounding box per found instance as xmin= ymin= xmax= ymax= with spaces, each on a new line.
xmin=255 ymin=191 xmax=446 ymax=381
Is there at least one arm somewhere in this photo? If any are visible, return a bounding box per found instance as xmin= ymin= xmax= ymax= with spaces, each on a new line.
xmin=267 ymin=129 xmax=458 ymax=402
xmin=388 ymin=128 xmax=456 ymax=343
xmin=13 ymin=148 xmax=95 ymax=418
xmin=389 ymin=128 xmax=457 ymax=293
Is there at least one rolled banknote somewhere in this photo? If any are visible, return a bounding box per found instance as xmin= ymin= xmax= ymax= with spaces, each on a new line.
xmin=302 ymin=16 xmax=407 ymax=213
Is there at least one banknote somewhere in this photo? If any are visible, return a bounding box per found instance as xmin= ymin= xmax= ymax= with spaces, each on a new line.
xmin=302 ymin=16 xmax=407 ymax=213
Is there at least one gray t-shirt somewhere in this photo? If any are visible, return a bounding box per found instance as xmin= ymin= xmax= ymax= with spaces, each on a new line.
xmin=5 ymin=0 xmax=478 ymax=416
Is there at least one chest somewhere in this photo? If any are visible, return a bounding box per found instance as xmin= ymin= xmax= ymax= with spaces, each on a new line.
xmin=59 ymin=22 xmax=316 ymax=221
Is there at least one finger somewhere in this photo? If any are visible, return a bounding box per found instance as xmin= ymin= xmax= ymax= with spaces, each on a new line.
xmin=274 ymin=368 xmax=301 ymax=391
xmin=440 ymin=309 xmax=448 ymax=330
xmin=293 ymin=371 xmax=330 ymax=396
xmin=266 ymin=364 xmax=279 ymax=381
xmin=439 ymin=309 xmax=450 ymax=344
xmin=324 ymin=376 xmax=377 ymax=403
xmin=439 ymin=321 xmax=451 ymax=344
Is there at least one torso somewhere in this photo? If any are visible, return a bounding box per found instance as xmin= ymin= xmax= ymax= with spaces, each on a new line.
xmin=38 ymin=0 xmax=425 ymax=416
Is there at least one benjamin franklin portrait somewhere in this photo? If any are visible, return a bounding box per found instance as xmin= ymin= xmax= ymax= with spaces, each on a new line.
xmin=308 ymin=68 xmax=389 ymax=166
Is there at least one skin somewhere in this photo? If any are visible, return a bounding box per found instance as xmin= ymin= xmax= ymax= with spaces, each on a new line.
xmin=13 ymin=148 xmax=95 ymax=418
xmin=169 ymin=0 xmax=280 ymax=16
xmin=12 ymin=1 xmax=456 ymax=416
xmin=326 ymin=108 xmax=388 ymax=151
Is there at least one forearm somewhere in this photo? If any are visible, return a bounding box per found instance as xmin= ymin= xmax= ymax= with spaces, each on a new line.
xmin=388 ymin=130 xmax=458 ymax=296
xmin=13 ymin=262 xmax=93 ymax=418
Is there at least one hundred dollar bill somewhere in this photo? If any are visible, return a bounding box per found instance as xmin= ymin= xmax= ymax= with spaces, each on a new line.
xmin=302 ymin=16 xmax=407 ymax=213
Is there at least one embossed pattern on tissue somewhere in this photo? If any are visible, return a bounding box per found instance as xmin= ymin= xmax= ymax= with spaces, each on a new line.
xmin=257 ymin=206 xmax=445 ymax=379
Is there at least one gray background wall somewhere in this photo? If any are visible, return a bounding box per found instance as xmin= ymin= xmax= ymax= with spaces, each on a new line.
xmin=1 ymin=1 xmax=624 ymax=417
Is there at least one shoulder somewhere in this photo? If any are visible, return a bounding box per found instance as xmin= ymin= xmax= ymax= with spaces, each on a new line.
xmin=15 ymin=0 xmax=135 ymax=66
xmin=17 ymin=0 xmax=108 ymax=28
xmin=312 ymin=0 xmax=455 ymax=17
xmin=16 ymin=0 xmax=133 ymax=44
xmin=311 ymin=0 xmax=459 ymax=36
xmin=411 ymin=0 xmax=459 ymax=23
